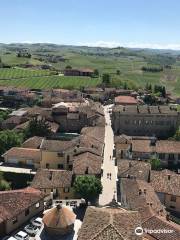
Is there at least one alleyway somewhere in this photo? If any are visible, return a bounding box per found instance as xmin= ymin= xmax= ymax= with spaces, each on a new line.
xmin=99 ymin=105 xmax=117 ymax=206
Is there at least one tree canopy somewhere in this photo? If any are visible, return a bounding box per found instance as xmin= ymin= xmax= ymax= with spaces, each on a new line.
xmin=24 ymin=117 xmax=51 ymax=138
xmin=149 ymin=157 xmax=161 ymax=170
xmin=0 ymin=130 xmax=23 ymax=155
xmin=74 ymin=175 xmax=102 ymax=203
xmin=0 ymin=172 xmax=11 ymax=191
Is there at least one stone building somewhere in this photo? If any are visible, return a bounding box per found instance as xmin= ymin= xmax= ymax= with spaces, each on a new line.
xmin=31 ymin=169 xmax=74 ymax=199
xmin=112 ymin=105 xmax=180 ymax=138
xmin=0 ymin=187 xmax=44 ymax=236
xmin=150 ymin=169 xmax=180 ymax=214
xmin=52 ymin=101 xmax=104 ymax=132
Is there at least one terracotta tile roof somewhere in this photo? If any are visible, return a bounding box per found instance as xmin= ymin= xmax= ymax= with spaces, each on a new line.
xmin=73 ymin=152 xmax=102 ymax=175
xmin=81 ymin=126 xmax=105 ymax=143
xmin=150 ymin=170 xmax=180 ymax=197
xmin=40 ymin=138 xmax=79 ymax=152
xmin=131 ymin=140 xmax=153 ymax=153
xmin=43 ymin=205 xmax=76 ymax=229
xmin=79 ymin=135 xmax=104 ymax=156
xmin=114 ymin=134 xmax=132 ymax=144
xmin=31 ymin=169 xmax=73 ymax=189
xmin=142 ymin=216 xmax=180 ymax=240
xmin=14 ymin=120 xmax=29 ymax=130
xmin=121 ymin=179 xmax=166 ymax=222
xmin=115 ymin=96 xmax=138 ymax=105
xmin=0 ymin=187 xmax=44 ymax=221
xmin=2 ymin=147 xmax=41 ymax=162
xmin=117 ymin=160 xmax=151 ymax=181
xmin=78 ymin=206 xmax=142 ymax=240
xmin=22 ymin=136 xmax=44 ymax=149
xmin=156 ymin=141 xmax=180 ymax=154
xmin=47 ymin=121 xmax=59 ymax=133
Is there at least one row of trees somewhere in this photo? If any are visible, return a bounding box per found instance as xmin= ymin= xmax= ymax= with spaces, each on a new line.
xmin=142 ymin=66 xmax=163 ymax=72
xmin=145 ymin=83 xmax=166 ymax=98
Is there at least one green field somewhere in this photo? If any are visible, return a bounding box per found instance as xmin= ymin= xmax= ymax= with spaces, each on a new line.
xmin=0 ymin=44 xmax=180 ymax=95
xmin=0 ymin=75 xmax=101 ymax=89
xmin=0 ymin=68 xmax=52 ymax=79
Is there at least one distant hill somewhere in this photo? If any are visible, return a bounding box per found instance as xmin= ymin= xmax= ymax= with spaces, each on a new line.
xmin=0 ymin=43 xmax=180 ymax=96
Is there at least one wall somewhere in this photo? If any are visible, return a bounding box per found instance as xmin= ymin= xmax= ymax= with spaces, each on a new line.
xmin=5 ymin=199 xmax=44 ymax=234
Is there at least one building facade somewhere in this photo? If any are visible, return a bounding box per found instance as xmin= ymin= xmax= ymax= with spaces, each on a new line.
xmin=112 ymin=105 xmax=180 ymax=138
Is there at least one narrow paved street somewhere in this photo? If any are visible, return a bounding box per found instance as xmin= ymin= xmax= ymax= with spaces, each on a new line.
xmin=99 ymin=105 xmax=117 ymax=206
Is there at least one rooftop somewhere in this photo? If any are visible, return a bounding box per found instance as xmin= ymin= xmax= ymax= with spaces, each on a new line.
xmin=0 ymin=187 xmax=44 ymax=222
xmin=150 ymin=169 xmax=180 ymax=197
xmin=73 ymin=152 xmax=102 ymax=175
xmin=31 ymin=169 xmax=73 ymax=189
xmin=78 ymin=206 xmax=142 ymax=240
xmin=113 ymin=105 xmax=178 ymax=115
xmin=2 ymin=147 xmax=41 ymax=162
xmin=115 ymin=96 xmax=138 ymax=105
xmin=117 ymin=160 xmax=151 ymax=181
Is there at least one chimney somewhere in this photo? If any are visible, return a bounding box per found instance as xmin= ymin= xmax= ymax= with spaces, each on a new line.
xmin=144 ymin=189 xmax=147 ymax=195
xmin=139 ymin=189 xmax=142 ymax=195
xmin=49 ymin=171 xmax=52 ymax=181
xmin=168 ymin=174 xmax=171 ymax=180
xmin=150 ymin=136 xmax=157 ymax=146
xmin=56 ymin=204 xmax=62 ymax=211
xmin=129 ymin=162 xmax=132 ymax=168
xmin=150 ymin=203 xmax=153 ymax=207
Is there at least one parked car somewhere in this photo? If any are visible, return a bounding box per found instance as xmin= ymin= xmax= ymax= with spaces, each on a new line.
xmin=14 ymin=231 xmax=29 ymax=240
xmin=30 ymin=217 xmax=42 ymax=227
xmin=2 ymin=237 xmax=16 ymax=240
xmin=24 ymin=224 xmax=39 ymax=236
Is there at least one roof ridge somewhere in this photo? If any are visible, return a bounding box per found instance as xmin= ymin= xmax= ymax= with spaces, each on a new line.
xmin=91 ymin=223 xmax=125 ymax=240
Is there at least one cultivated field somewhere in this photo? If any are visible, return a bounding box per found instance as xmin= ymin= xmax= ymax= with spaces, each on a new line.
xmin=0 ymin=75 xmax=101 ymax=89
xmin=0 ymin=68 xmax=52 ymax=80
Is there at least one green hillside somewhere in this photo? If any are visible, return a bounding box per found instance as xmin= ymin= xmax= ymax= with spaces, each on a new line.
xmin=0 ymin=43 xmax=180 ymax=95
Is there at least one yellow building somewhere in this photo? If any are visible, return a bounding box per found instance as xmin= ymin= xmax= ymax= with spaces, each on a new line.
xmin=2 ymin=147 xmax=41 ymax=169
xmin=31 ymin=169 xmax=74 ymax=199
xmin=40 ymin=139 xmax=79 ymax=170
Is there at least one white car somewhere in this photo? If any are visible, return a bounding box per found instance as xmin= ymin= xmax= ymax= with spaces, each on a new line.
xmin=30 ymin=217 xmax=42 ymax=227
xmin=24 ymin=224 xmax=39 ymax=236
xmin=14 ymin=231 xmax=29 ymax=240
xmin=3 ymin=237 xmax=16 ymax=240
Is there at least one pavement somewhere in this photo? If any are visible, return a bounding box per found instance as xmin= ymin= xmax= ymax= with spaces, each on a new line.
xmin=0 ymin=164 xmax=36 ymax=174
xmin=99 ymin=105 xmax=117 ymax=206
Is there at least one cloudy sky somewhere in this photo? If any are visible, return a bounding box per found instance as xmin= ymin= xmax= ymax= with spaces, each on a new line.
xmin=1 ymin=0 xmax=180 ymax=49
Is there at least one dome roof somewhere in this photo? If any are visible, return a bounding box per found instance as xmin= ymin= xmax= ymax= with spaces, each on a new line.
xmin=43 ymin=205 xmax=76 ymax=229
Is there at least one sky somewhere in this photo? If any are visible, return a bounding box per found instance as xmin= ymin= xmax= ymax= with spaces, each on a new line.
xmin=1 ymin=0 xmax=180 ymax=49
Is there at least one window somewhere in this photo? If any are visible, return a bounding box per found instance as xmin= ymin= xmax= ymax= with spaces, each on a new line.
xmin=67 ymin=155 xmax=70 ymax=164
xmin=68 ymin=165 xmax=73 ymax=170
xmin=36 ymin=202 xmax=40 ymax=208
xmin=159 ymin=153 xmax=165 ymax=159
xmin=57 ymin=152 xmax=63 ymax=157
xmin=170 ymin=195 xmax=176 ymax=202
xmin=46 ymin=163 xmax=50 ymax=168
xmin=170 ymin=206 xmax=176 ymax=209
xmin=25 ymin=209 xmax=29 ymax=216
xmin=12 ymin=217 xmax=18 ymax=224
xmin=58 ymin=164 xmax=64 ymax=169
xmin=64 ymin=187 xmax=69 ymax=193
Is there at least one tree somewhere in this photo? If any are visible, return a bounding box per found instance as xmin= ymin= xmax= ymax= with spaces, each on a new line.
xmin=116 ymin=70 xmax=121 ymax=75
xmin=0 ymin=130 xmax=23 ymax=155
xmin=74 ymin=176 xmax=102 ymax=203
xmin=94 ymin=69 xmax=99 ymax=77
xmin=149 ymin=157 xmax=161 ymax=170
xmin=0 ymin=172 xmax=11 ymax=191
xmin=65 ymin=65 xmax=72 ymax=69
xmin=24 ymin=117 xmax=51 ymax=138
xmin=102 ymin=73 xmax=110 ymax=85
xmin=171 ymin=127 xmax=180 ymax=141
